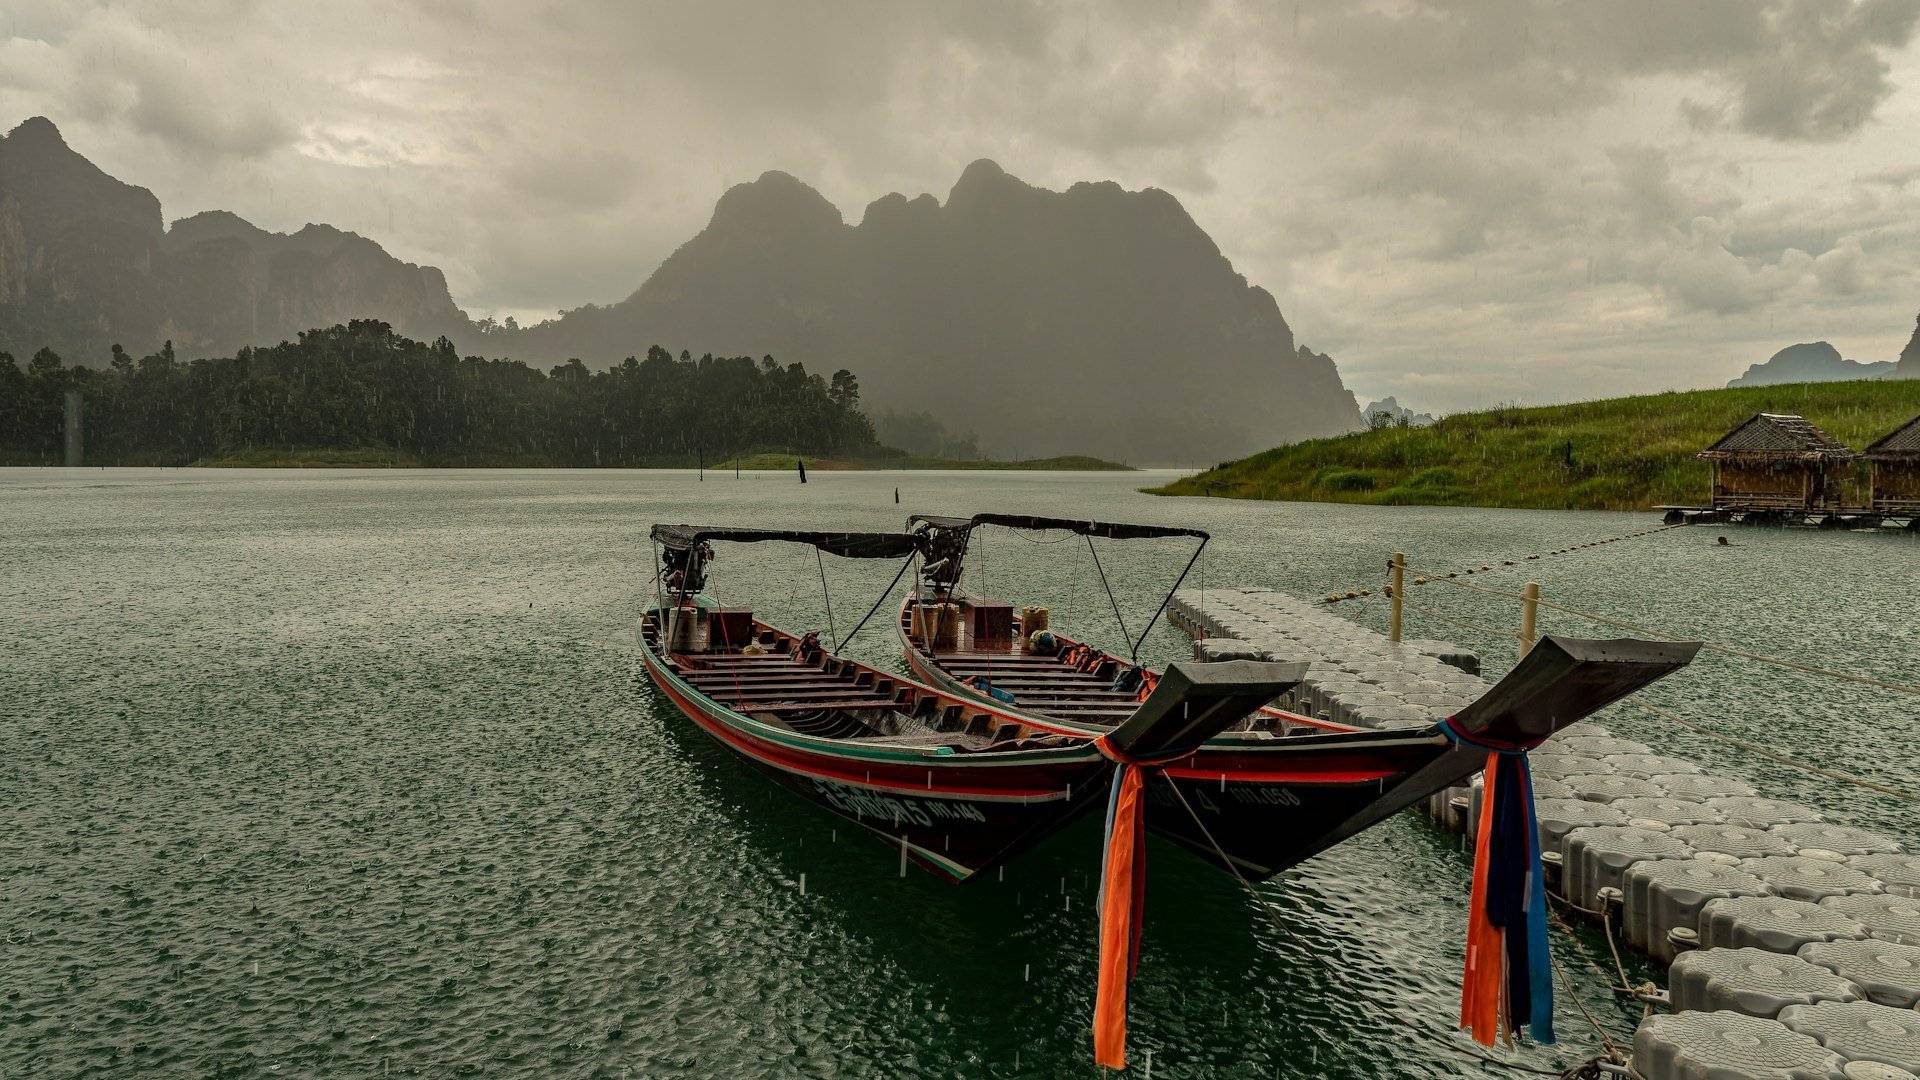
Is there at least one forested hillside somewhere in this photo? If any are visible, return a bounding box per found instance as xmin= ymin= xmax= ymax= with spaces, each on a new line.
xmin=0 ymin=321 xmax=879 ymax=466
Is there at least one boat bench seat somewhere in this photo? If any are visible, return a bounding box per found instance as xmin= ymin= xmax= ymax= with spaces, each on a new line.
xmin=745 ymin=698 xmax=902 ymax=712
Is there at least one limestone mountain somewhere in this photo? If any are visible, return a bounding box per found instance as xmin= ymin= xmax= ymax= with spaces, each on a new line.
xmin=493 ymin=161 xmax=1362 ymax=462
xmin=159 ymin=211 xmax=468 ymax=358
xmin=0 ymin=117 xmax=467 ymax=362
xmin=1899 ymin=314 xmax=1920 ymax=378
xmin=1726 ymin=341 xmax=1894 ymax=387
xmin=0 ymin=116 xmax=167 ymax=361
xmin=2 ymin=118 xmax=1361 ymax=462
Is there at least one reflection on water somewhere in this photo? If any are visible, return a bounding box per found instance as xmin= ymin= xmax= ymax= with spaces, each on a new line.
xmin=1 ymin=468 xmax=1912 ymax=1077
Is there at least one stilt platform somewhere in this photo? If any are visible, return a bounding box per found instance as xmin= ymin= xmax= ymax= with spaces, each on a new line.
xmin=1656 ymin=504 xmax=1917 ymax=530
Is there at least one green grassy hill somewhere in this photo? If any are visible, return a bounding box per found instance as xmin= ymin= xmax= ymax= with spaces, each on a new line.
xmin=1151 ymin=380 xmax=1920 ymax=511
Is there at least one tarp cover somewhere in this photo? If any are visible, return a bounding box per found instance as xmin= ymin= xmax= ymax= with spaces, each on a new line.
xmin=650 ymin=524 xmax=923 ymax=559
xmin=909 ymin=513 xmax=1207 ymax=542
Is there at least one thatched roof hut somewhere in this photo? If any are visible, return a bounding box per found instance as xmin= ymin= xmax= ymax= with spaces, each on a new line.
xmin=1863 ymin=414 xmax=1920 ymax=515
xmin=1697 ymin=413 xmax=1853 ymax=512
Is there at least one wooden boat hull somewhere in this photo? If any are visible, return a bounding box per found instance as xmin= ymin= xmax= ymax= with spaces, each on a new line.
xmin=638 ymin=615 xmax=1106 ymax=881
xmin=1142 ymin=739 xmax=1479 ymax=878
xmin=895 ymin=610 xmax=1490 ymax=878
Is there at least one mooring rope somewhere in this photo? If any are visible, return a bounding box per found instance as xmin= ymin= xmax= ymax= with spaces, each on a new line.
xmin=1324 ymin=523 xmax=1688 ymax=605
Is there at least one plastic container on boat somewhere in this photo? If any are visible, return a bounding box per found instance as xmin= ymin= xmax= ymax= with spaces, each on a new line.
xmin=1699 ymin=895 xmax=1870 ymax=953
xmin=1669 ymin=946 xmax=1861 ymax=1016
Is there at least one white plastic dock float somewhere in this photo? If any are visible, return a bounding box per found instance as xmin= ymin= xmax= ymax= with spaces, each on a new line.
xmin=1669 ymin=946 xmax=1860 ymax=1016
xmin=1799 ymin=939 xmax=1920 ymax=1009
xmin=1699 ymin=896 xmax=1870 ymax=953
xmin=1779 ymin=1000 xmax=1920 ymax=1075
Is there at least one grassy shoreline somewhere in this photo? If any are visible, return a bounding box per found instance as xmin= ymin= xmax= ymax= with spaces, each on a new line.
xmin=1151 ymin=379 xmax=1920 ymax=511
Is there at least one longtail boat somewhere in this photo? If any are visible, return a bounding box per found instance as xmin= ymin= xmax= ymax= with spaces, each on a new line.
xmin=636 ymin=524 xmax=1308 ymax=881
xmin=895 ymin=513 xmax=1704 ymax=881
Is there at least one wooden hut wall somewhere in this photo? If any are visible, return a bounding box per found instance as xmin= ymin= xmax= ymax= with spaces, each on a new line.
xmin=1871 ymin=460 xmax=1920 ymax=513
xmin=1711 ymin=459 xmax=1833 ymax=510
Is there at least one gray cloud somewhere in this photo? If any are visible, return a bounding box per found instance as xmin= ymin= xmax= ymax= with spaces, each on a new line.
xmin=2 ymin=0 xmax=1919 ymax=410
xmin=1727 ymin=0 xmax=1920 ymax=139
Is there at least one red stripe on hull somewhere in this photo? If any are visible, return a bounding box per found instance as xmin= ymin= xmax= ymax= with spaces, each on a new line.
xmin=648 ymin=651 xmax=1088 ymax=800
xmin=642 ymin=645 xmax=1103 ymax=880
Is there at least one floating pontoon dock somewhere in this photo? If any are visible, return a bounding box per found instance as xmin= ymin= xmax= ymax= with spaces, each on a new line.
xmin=1168 ymin=587 xmax=1920 ymax=1079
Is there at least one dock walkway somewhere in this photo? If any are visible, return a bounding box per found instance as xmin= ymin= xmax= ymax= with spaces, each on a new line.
xmin=1168 ymin=587 xmax=1920 ymax=1079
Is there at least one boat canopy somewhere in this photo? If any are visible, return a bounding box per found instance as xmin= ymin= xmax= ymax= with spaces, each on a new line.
xmin=650 ymin=524 xmax=924 ymax=560
xmin=909 ymin=513 xmax=1208 ymax=542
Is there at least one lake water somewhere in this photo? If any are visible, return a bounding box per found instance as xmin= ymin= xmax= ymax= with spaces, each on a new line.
xmin=2 ymin=468 xmax=1914 ymax=1078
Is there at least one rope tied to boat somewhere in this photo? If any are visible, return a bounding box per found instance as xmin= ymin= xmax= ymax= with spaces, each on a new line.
xmin=1088 ymin=735 xmax=1191 ymax=1070
xmin=1440 ymin=717 xmax=1555 ymax=1049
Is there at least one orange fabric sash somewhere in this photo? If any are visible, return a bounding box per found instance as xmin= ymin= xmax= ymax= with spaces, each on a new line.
xmin=1093 ymin=761 xmax=1146 ymax=1069
xmin=1460 ymin=752 xmax=1505 ymax=1045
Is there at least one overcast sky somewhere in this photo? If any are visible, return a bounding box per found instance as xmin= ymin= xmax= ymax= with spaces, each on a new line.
xmin=5 ymin=0 xmax=1920 ymax=411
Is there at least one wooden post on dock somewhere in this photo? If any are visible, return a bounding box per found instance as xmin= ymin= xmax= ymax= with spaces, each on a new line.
xmin=1519 ymin=582 xmax=1540 ymax=657
xmin=1388 ymin=552 xmax=1405 ymax=642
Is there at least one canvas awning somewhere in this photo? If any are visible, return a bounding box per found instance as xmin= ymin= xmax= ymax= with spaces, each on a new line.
xmin=650 ymin=525 xmax=924 ymax=560
xmin=909 ymin=513 xmax=1208 ymax=542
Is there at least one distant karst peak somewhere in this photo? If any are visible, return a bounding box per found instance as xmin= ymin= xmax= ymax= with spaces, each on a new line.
xmin=7 ymin=115 xmax=65 ymax=145
xmin=1727 ymin=339 xmax=1896 ymax=387
xmin=707 ymin=169 xmax=843 ymax=233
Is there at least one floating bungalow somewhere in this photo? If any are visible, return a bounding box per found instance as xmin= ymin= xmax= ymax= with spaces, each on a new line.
xmin=1696 ymin=413 xmax=1853 ymax=515
xmin=1864 ymin=414 xmax=1920 ymax=516
xmin=1661 ymin=411 xmax=1917 ymax=528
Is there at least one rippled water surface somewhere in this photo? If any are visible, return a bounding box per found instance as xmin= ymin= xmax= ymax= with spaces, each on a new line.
xmin=3 ymin=468 xmax=1914 ymax=1078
